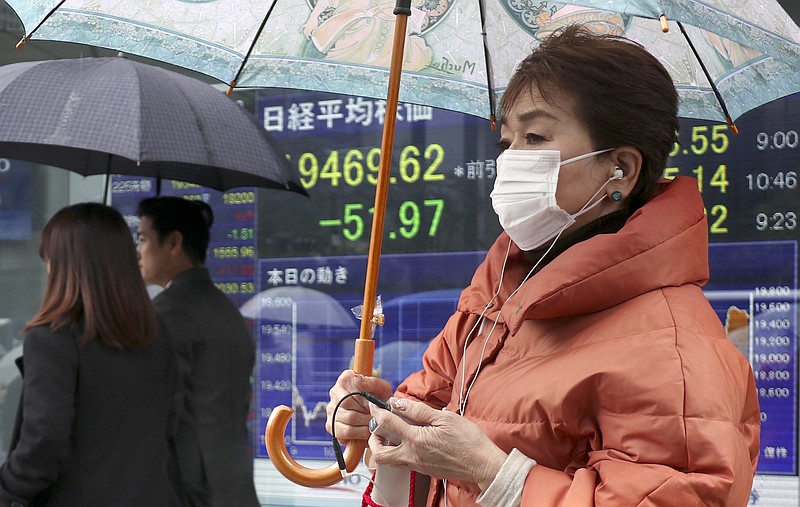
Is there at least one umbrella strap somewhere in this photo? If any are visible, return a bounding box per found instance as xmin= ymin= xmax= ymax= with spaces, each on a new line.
xmin=677 ymin=21 xmax=739 ymax=134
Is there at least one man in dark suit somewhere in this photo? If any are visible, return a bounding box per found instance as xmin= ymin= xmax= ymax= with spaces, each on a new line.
xmin=136 ymin=197 xmax=259 ymax=507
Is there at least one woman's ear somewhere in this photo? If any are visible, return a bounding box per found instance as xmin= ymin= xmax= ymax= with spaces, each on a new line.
xmin=610 ymin=146 xmax=642 ymax=195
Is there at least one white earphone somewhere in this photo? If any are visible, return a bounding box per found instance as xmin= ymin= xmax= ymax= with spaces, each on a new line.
xmin=611 ymin=166 xmax=623 ymax=180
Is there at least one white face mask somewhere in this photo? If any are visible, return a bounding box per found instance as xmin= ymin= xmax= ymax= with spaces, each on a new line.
xmin=490 ymin=148 xmax=615 ymax=251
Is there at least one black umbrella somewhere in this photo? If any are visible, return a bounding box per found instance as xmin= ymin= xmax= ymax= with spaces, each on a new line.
xmin=0 ymin=56 xmax=306 ymax=195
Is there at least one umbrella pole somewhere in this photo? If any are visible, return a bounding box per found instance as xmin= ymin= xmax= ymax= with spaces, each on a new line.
xmin=264 ymin=0 xmax=412 ymax=488
xmin=103 ymin=171 xmax=110 ymax=205
xmin=103 ymin=152 xmax=113 ymax=205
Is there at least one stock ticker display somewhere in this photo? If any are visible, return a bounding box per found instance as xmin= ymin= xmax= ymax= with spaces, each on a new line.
xmin=110 ymin=89 xmax=797 ymax=503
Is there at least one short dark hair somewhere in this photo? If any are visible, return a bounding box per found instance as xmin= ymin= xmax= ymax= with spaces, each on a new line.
xmin=24 ymin=203 xmax=157 ymax=350
xmin=137 ymin=196 xmax=214 ymax=264
xmin=501 ymin=24 xmax=679 ymax=210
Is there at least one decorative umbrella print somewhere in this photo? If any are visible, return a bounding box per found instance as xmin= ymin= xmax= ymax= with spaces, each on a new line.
xmin=7 ymin=1 xmax=799 ymax=124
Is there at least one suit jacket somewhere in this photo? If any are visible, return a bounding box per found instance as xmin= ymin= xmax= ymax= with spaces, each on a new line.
xmin=0 ymin=322 xmax=178 ymax=507
xmin=154 ymin=267 xmax=259 ymax=507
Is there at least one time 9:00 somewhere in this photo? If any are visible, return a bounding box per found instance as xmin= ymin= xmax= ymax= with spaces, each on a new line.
xmin=295 ymin=144 xmax=445 ymax=189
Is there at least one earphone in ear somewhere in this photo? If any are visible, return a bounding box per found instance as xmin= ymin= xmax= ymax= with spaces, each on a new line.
xmin=611 ymin=166 xmax=623 ymax=180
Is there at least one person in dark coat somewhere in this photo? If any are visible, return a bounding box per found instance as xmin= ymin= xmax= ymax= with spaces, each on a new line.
xmin=136 ymin=197 xmax=259 ymax=507
xmin=0 ymin=203 xmax=178 ymax=507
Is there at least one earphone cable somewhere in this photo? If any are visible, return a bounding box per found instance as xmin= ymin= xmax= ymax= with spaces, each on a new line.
xmin=457 ymin=239 xmax=511 ymax=414
xmin=460 ymin=175 xmax=615 ymax=414
xmin=330 ymin=391 xmax=391 ymax=476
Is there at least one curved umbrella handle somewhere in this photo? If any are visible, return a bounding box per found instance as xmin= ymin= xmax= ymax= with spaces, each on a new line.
xmin=264 ymin=3 xmax=410 ymax=487
xmin=265 ymin=338 xmax=375 ymax=487
xmin=265 ymin=408 xmax=367 ymax=487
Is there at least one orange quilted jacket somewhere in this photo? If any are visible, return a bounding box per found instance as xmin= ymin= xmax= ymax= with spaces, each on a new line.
xmin=397 ymin=176 xmax=760 ymax=506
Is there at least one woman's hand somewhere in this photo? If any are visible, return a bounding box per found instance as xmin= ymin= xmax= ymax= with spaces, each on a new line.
xmin=369 ymin=398 xmax=508 ymax=490
xmin=325 ymin=370 xmax=394 ymax=442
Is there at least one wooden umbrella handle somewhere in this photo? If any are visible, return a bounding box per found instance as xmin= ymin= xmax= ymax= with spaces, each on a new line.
xmin=265 ymin=407 xmax=368 ymax=487
xmin=263 ymin=6 xmax=410 ymax=487
xmin=265 ymin=339 xmax=375 ymax=487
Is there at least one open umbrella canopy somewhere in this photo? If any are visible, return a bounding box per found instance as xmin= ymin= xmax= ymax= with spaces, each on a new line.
xmin=0 ymin=56 xmax=306 ymax=193
xmin=6 ymin=0 xmax=800 ymax=124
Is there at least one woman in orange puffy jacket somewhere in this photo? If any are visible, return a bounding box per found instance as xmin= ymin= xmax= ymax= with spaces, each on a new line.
xmin=327 ymin=24 xmax=760 ymax=507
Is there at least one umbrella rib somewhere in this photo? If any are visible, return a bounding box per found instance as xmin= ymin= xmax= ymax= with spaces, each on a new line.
xmin=477 ymin=0 xmax=497 ymax=130
xmin=15 ymin=0 xmax=67 ymax=47
xmin=226 ymin=0 xmax=281 ymax=96
xmin=676 ymin=21 xmax=738 ymax=134
xmin=168 ymin=75 xmax=221 ymax=189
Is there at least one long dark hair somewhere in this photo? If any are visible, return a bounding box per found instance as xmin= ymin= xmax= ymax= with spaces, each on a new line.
xmin=23 ymin=203 xmax=157 ymax=350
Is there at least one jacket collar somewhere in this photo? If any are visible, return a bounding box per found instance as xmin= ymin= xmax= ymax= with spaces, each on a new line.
xmin=167 ymin=266 xmax=211 ymax=288
xmin=459 ymin=176 xmax=710 ymax=335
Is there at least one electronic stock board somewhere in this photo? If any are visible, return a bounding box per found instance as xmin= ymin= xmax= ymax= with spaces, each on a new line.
xmin=112 ymin=89 xmax=798 ymax=505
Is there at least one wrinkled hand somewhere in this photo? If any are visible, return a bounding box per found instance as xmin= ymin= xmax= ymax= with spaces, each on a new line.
xmin=369 ymin=398 xmax=507 ymax=490
xmin=325 ymin=370 xmax=394 ymax=443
